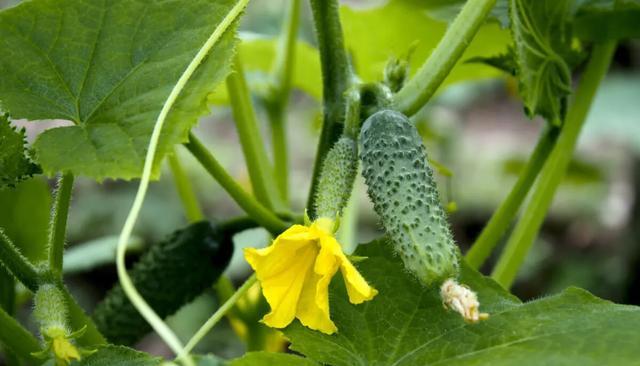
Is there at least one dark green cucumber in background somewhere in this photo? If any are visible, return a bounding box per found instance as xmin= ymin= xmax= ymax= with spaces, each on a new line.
xmin=359 ymin=110 xmax=459 ymax=287
xmin=92 ymin=221 xmax=233 ymax=345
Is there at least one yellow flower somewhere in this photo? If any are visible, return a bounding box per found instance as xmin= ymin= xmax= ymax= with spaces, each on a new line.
xmin=51 ymin=335 xmax=81 ymax=366
xmin=244 ymin=217 xmax=378 ymax=334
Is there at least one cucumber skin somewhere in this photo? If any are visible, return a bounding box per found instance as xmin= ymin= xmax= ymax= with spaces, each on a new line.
xmin=359 ymin=110 xmax=459 ymax=287
xmin=92 ymin=221 xmax=233 ymax=345
xmin=314 ymin=136 xmax=358 ymax=219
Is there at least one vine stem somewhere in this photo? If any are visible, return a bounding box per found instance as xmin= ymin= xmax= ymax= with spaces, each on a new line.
xmin=47 ymin=172 xmax=74 ymax=277
xmin=306 ymin=0 xmax=353 ymax=219
xmin=465 ymin=125 xmax=559 ymax=269
xmin=115 ymin=1 xmax=249 ymax=363
xmin=177 ymin=274 xmax=257 ymax=360
xmin=394 ymin=0 xmax=497 ymax=116
xmin=491 ymin=41 xmax=617 ymax=288
xmin=0 ymin=306 xmax=40 ymax=363
xmin=265 ymin=0 xmax=302 ymax=203
xmin=185 ymin=133 xmax=288 ymax=235
xmin=168 ymin=150 xmax=205 ymax=223
xmin=227 ymin=53 xmax=284 ymax=211
xmin=0 ymin=228 xmax=39 ymax=292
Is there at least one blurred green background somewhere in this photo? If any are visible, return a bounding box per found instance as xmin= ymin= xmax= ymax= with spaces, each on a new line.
xmin=1 ymin=0 xmax=639 ymax=361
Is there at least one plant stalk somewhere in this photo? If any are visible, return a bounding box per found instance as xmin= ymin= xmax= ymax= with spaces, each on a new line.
xmin=265 ymin=0 xmax=302 ymax=203
xmin=47 ymin=172 xmax=74 ymax=277
xmin=465 ymin=125 xmax=559 ymax=269
xmin=0 ymin=306 xmax=41 ymax=363
xmin=306 ymin=0 xmax=353 ymax=219
xmin=168 ymin=150 xmax=205 ymax=223
xmin=394 ymin=0 xmax=497 ymax=116
xmin=185 ymin=133 xmax=289 ymax=235
xmin=227 ymin=54 xmax=284 ymax=211
xmin=0 ymin=228 xmax=40 ymax=292
xmin=491 ymin=41 xmax=617 ymax=288
xmin=177 ymin=274 xmax=257 ymax=360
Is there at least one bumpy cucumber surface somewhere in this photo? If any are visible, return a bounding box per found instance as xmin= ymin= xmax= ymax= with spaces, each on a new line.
xmin=314 ymin=136 xmax=358 ymax=219
xmin=92 ymin=221 xmax=233 ymax=345
xmin=359 ymin=110 xmax=459 ymax=287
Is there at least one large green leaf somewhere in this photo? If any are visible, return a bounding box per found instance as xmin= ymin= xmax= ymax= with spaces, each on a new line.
xmin=0 ymin=0 xmax=239 ymax=180
xmin=0 ymin=114 xmax=39 ymax=188
xmin=282 ymin=239 xmax=640 ymax=365
xmin=340 ymin=0 xmax=510 ymax=88
xmin=79 ymin=345 xmax=161 ymax=366
xmin=510 ymin=0 xmax=573 ymax=125
xmin=0 ymin=177 xmax=51 ymax=262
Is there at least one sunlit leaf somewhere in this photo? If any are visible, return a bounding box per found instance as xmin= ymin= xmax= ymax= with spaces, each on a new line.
xmin=0 ymin=115 xmax=39 ymax=188
xmin=0 ymin=0 xmax=240 ymax=180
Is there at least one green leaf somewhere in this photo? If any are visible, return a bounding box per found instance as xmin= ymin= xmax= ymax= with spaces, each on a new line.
xmin=0 ymin=115 xmax=40 ymax=188
xmin=229 ymin=352 xmax=319 ymax=366
xmin=466 ymin=47 xmax=518 ymax=76
xmin=510 ymin=0 xmax=573 ymax=125
xmin=283 ymin=239 xmax=640 ymax=365
xmin=340 ymin=0 xmax=511 ymax=89
xmin=79 ymin=345 xmax=161 ymax=366
xmin=208 ymin=33 xmax=322 ymax=104
xmin=0 ymin=0 xmax=240 ymax=180
xmin=0 ymin=177 xmax=51 ymax=262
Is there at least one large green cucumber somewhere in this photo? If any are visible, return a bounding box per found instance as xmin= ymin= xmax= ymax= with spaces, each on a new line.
xmin=92 ymin=221 xmax=233 ymax=345
xmin=359 ymin=110 xmax=459 ymax=287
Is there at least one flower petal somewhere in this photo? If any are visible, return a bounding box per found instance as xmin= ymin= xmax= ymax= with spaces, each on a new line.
xmin=296 ymin=261 xmax=339 ymax=334
xmin=257 ymin=243 xmax=318 ymax=328
xmin=319 ymin=235 xmax=378 ymax=304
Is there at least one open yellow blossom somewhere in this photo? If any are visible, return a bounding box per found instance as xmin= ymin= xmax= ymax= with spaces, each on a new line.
xmin=244 ymin=217 xmax=378 ymax=334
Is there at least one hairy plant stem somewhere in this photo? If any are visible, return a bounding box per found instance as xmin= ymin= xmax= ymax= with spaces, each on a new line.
xmin=0 ymin=306 xmax=40 ymax=363
xmin=491 ymin=41 xmax=617 ymax=289
xmin=56 ymin=281 xmax=106 ymax=346
xmin=465 ymin=125 xmax=559 ymax=269
xmin=177 ymin=274 xmax=257 ymax=360
xmin=47 ymin=172 xmax=74 ymax=277
xmin=185 ymin=133 xmax=288 ymax=235
xmin=227 ymin=53 xmax=284 ymax=212
xmin=168 ymin=150 xmax=204 ymax=223
xmin=265 ymin=0 xmax=301 ymax=203
xmin=394 ymin=0 xmax=497 ymax=116
xmin=0 ymin=228 xmax=39 ymax=292
xmin=306 ymin=0 xmax=353 ymax=219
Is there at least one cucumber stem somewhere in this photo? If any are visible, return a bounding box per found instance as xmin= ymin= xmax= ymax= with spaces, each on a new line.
xmin=0 ymin=227 xmax=40 ymax=291
xmin=491 ymin=41 xmax=617 ymax=288
xmin=177 ymin=274 xmax=258 ymax=360
xmin=227 ymin=53 xmax=284 ymax=211
xmin=47 ymin=172 xmax=74 ymax=278
xmin=265 ymin=0 xmax=302 ymax=204
xmin=115 ymin=1 xmax=249 ymax=362
xmin=306 ymin=0 xmax=353 ymax=219
xmin=465 ymin=125 xmax=559 ymax=269
xmin=168 ymin=150 xmax=205 ymax=223
xmin=0 ymin=306 xmax=41 ymax=363
xmin=185 ymin=133 xmax=289 ymax=235
xmin=394 ymin=0 xmax=497 ymax=116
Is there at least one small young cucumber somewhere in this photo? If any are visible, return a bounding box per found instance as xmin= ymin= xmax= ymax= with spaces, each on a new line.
xmin=314 ymin=136 xmax=358 ymax=220
xmin=359 ymin=110 xmax=459 ymax=287
xmin=92 ymin=221 xmax=233 ymax=345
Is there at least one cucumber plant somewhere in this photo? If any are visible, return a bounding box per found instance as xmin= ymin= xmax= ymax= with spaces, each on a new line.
xmin=0 ymin=0 xmax=638 ymax=365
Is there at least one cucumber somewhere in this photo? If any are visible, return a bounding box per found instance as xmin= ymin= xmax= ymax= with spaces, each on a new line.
xmin=314 ymin=136 xmax=358 ymax=220
xmin=359 ymin=110 xmax=459 ymax=287
xmin=92 ymin=221 xmax=233 ymax=345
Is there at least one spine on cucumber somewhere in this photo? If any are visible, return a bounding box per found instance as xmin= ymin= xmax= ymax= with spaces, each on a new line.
xmin=92 ymin=221 xmax=233 ymax=345
xmin=359 ymin=110 xmax=459 ymax=287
